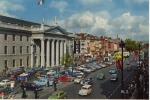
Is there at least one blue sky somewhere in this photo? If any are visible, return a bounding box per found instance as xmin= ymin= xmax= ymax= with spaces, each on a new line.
xmin=0 ymin=0 xmax=149 ymax=41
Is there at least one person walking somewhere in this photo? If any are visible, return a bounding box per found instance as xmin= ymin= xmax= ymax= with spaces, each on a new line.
xmin=47 ymin=80 xmax=50 ymax=87
xmin=53 ymin=81 xmax=57 ymax=92
xmin=10 ymin=81 xmax=15 ymax=92
xmin=34 ymin=88 xmax=38 ymax=99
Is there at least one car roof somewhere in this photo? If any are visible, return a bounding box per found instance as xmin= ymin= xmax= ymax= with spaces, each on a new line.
xmin=112 ymin=74 xmax=117 ymax=76
xmin=82 ymin=85 xmax=91 ymax=88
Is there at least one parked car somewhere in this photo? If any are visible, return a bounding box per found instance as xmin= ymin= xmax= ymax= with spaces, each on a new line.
xmin=109 ymin=68 xmax=117 ymax=74
xmin=59 ymin=75 xmax=75 ymax=82
xmin=23 ymin=82 xmax=43 ymax=91
xmin=74 ymin=76 xmax=84 ymax=83
xmin=97 ymin=73 xmax=105 ymax=80
xmin=110 ymin=74 xmax=118 ymax=81
xmin=35 ymin=71 xmax=45 ymax=78
xmin=0 ymin=79 xmax=15 ymax=86
xmin=7 ymin=73 xmax=19 ymax=80
xmin=78 ymin=85 xmax=92 ymax=96
xmin=83 ymin=68 xmax=92 ymax=73
xmin=33 ymin=78 xmax=54 ymax=86
xmin=48 ymin=90 xmax=68 ymax=99
xmin=80 ymin=78 xmax=93 ymax=85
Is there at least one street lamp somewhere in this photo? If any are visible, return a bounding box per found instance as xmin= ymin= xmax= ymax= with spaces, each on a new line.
xmin=119 ymin=40 xmax=125 ymax=98
xmin=138 ymin=43 xmax=141 ymax=68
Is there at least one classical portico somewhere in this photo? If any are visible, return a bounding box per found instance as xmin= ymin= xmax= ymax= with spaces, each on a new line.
xmin=30 ymin=25 xmax=68 ymax=68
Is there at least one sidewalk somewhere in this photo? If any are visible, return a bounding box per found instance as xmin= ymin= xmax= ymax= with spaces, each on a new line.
xmin=9 ymin=82 xmax=73 ymax=99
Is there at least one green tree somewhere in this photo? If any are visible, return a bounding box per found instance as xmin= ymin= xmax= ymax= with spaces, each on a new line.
xmin=60 ymin=53 xmax=73 ymax=68
xmin=125 ymin=38 xmax=144 ymax=52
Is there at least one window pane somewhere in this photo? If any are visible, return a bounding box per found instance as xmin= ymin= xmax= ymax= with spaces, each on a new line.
xmin=13 ymin=46 xmax=15 ymax=54
xmin=20 ymin=46 xmax=22 ymax=54
xmin=4 ymin=34 xmax=7 ymax=40
xmin=4 ymin=46 xmax=7 ymax=54
xmin=13 ymin=35 xmax=15 ymax=41
xmin=20 ymin=36 xmax=22 ymax=41
xmin=13 ymin=59 xmax=15 ymax=67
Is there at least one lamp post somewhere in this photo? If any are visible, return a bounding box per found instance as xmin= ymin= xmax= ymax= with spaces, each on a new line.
xmin=119 ymin=40 xmax=125 ymax=98
xmin=138 ymin=43 xmax=141 ymax=68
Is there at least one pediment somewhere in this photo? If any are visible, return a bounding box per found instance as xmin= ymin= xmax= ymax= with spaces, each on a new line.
xmin=44 ymin=26 xmax=67 ymax=36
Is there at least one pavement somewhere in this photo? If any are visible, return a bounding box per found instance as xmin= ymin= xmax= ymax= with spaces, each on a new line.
xmin=5 ymin=81 xmax=74 ymax=99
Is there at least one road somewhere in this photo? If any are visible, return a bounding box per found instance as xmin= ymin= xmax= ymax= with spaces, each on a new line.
xmin=39 ymin=55 xmax=138 ymax=99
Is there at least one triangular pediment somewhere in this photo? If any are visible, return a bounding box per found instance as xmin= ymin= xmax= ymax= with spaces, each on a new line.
xmin=44 ymin=26 xmax=68 ymax=35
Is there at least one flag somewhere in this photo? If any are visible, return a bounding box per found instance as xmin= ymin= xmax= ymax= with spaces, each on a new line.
xmin=116 ymin=59 xmax=121 ymax=69
xmin=38 ymin=0 xmax=45 ymax=5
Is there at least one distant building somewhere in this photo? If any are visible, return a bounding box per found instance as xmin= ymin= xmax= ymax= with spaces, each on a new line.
xmin=0 ymin=15 xmax=73 ymax=72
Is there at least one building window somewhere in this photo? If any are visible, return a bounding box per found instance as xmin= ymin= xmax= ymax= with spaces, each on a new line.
xmin=4 ymin=60 xmax=7 ymax=69
xmin=27 ymin=36 xmax=29 ymax=41
xmin=13 ymin=59 xmax=15 ymax=67
xmin=20 ymin=46 xmax=22 ymax=54
xmin=20 ymin=36 xmax=22 ymax=41
xmin=27 ymin=46 xmax=29 ymax=53
xmin=13 ymin=46 xmax=15 ymax=54
xmin=20 ymin=59 xmax=22 ymax=66
xmin=13 ymin=35 xmax=15 ymax=41
xmin=4 ymin=46 xmax=7 ymax=54
xmin=4 ymin=34 xmax=7 ymax=40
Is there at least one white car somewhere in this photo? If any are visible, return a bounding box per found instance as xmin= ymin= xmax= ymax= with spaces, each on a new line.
xmin=83 ymin=68 xmax=92 ymax=73
xmin=74 ymin=76 xmax=84 ymax=83
xmin=79 ymin=85 xmax=92 ymax=96
xmin=0 ymin=79 xmax=15 ymax=86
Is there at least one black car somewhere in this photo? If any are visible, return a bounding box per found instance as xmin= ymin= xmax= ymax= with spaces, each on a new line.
xmin=23 ymin=82 xmax=43 ymax=91
xmin=80 ymin=78 xmax=93 ymax=85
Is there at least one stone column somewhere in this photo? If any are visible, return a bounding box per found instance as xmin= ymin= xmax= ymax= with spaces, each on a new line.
xmin=60 ymin=40 xmax=63 ymax=63
xmin=41 ymin=39 xmax=45 ymax=67
xmin=46 ymin=39 xmax=50 ymax=67
xmin=37 ymin=43 xmax=40 ymax=67
xmin=31 ymin=39 xmax=34 ymax=68
xmin=64 ymin=40 xmax=66 ymax=54
xmin=56 ymin=40 xmax=59 ymax=66
xmin=51 ymin=39 xmax=55 ymax=66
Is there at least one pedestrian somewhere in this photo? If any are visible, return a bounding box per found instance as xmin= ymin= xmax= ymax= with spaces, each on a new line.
xmin=47 ymin=80 xmax=49 ymax=87
xmin=10 ymin=81 xmax=15 ymax=92
xmin=53 ymin=81 xmax=57 ymax=92
xmin=34 ymin=88 xmax=38 ymax=99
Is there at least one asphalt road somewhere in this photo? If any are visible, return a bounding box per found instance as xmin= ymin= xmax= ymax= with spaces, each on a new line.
xmin=43 ymin=55 xmax=138 ymax=99
xmin=3 ymin=55 xmax=139 ymax=99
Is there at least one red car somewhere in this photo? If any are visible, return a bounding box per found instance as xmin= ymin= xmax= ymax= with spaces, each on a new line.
xmin=59 ymin=76 xmax=74 ymax=82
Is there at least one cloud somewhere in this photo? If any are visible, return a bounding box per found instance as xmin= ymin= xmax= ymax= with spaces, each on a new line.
xmin=50 ymin=0 xmax=68 ymax=13
xmin=110 ymin=12 xmax=148 ymax=40
xmin=0 ymin=1 xmax=25 ymax=17
xmin=79 ymin=0 xmax=112 ymax=6
xmin=57 ymin=11 xmax=148 ymax=41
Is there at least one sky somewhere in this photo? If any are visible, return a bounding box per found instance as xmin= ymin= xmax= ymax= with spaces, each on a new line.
xmin=0 ymin=0 xmax=149 ymax=41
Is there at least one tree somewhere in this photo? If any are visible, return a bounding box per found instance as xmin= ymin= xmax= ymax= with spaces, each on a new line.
xmin=124 ymin=38 xmax=144 ymax=52
xmin=60 ymin=53 xmax=73 ymax=69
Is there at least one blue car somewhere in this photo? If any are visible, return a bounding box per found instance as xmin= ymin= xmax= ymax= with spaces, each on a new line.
xmin=33 ymin=78 xmax=54 ymax=86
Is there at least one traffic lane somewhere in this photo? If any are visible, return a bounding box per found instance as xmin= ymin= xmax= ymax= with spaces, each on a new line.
xmin=107 ymin=61 xmax=137 ymax=99
xmin=110 ymin=66 xmax=137 ymax=99
xmin=60 ymin=64 xmax=117 ymax=99
xmin=100 ymin=61 xmax=136 ymax=99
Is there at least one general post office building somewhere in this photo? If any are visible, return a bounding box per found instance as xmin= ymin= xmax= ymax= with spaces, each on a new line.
xmin=0 ymin=15 xmax=74 ymax=72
